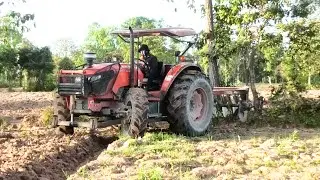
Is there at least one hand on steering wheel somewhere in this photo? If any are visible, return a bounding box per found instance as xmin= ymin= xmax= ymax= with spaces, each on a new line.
xmin=135 ymin=59 xmax=149 ymax=68
xmin=137 ymin=58 xmax=147 ymax=65
xmin=135 ymin=58 xmax=149 ymax=75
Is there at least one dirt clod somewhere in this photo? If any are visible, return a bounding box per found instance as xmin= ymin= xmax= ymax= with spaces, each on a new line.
xmin=0 ymin=91 xmax=117 ymax=180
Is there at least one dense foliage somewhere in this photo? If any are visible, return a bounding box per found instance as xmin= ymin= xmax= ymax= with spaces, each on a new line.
xmin=177 ymin=0 xmax=320 ymax=92
xmin=0 ymin=0 xmax=319 ymax=95
xmin=0 ymin=0 xmax=55 ymax=91
xmin=53 ymin=17 xmax=182 ymax=66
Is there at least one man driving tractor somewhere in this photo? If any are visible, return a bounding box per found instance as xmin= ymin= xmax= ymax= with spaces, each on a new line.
xmin=138 ymin=44 xmax=159 ymax=90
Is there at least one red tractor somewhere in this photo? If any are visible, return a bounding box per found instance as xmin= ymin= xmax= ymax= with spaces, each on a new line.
xmin=52 ymin=27 xmax=214 ymax=138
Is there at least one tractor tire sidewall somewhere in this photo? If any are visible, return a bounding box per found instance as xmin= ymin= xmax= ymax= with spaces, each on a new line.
xmin=122 ymin=88 xmax=149 ymax=138
xmin=53 ymin=94 xmax=74 ymax=135
xmin=185 ymin=78 xmax=214 ymax=134
xmin=167 ymin=72 xmax=214 ymax=136
xmin=53 ymin=94 xmax=70 ymax=125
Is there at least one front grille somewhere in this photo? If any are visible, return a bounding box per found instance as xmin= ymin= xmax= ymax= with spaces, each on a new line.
xmin=57 ymin=70 xmax=115 ymax=96
xmin=58 ymin=75 xmax=84 ymax=95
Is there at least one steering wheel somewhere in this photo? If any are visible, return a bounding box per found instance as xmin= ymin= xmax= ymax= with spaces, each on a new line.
xmin=135 ymin=59 xmax=150 ymax=75
xmin=136 ymin=59 xmax=148 ymax=66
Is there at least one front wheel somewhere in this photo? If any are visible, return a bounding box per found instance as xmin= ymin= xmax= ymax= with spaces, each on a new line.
xmin=121 ymin=88 xmax=149 ymax=138
xmin=53 ymin=94 xmax=74 ymax=135
xmin=167 ymin=71 xmax=214 ymax=136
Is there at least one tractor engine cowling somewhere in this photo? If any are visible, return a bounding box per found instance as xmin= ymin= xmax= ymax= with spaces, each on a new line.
xmin=57 ymin=63 xmax=120 ymax=97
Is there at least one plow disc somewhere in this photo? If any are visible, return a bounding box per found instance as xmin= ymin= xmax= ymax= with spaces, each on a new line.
xmin=213 ymin=87 xmax=253 ymax=122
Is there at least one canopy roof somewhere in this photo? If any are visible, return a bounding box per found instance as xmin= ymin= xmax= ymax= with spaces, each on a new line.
xmin=111 ymin=27 xmax=197 ymax=38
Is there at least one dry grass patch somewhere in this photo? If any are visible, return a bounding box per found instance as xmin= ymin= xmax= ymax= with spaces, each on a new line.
xmin=39 ymin=107 xmax=54 ymax=127
xmin=69 ymin=128 xmax=320 ymax=180
xmin=0 ymin=117 xmax=9 ymax=129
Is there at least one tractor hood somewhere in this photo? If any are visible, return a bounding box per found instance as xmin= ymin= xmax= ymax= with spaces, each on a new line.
xmin=59 ymin=63 xmax=117 ymax=76
xmin=58 ymin=62 xmax=121 ymax=96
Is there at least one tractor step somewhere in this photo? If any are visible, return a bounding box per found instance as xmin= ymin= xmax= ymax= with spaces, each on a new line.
xmin=148 ymin=113 xmax=163 ymax=118
xmin=148 ymin=91 xmax=161 ymax=102
xmin=147 ymin=113 xmax=167 ymax=123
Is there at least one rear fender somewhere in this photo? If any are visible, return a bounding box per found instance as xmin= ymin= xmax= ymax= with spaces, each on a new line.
xmin=160 ymin=63 xmax=202 ymax=100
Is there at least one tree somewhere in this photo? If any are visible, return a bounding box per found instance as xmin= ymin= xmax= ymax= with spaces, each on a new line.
xmin=0 ymin=0 xmax=35 ymax=32
xmin=83 ymin=22 xmax=117 ymax=62
xmin=165 ymin=0 xmax=220 ymax=86
xmin=0 ymin=0 xmax=35 ymax=88
xmin=118 ymin=16 xmax=178 ymax=64
xmin=280 ymin=20 xmax=320 ymax=90
xmin=0 ymin=44 xmax=18 ymax=84
xmin=70 ymin=49 xmax=85 ymax=67
xmin=205 ymin=0 xmax=220 ymax=87
xmin=52 ymin=38 xmax=77 ymax=58
xmin=259 ymin=33 xmax=284 ymax=84
xmin=166 ymin=0 xmax=320 ymax=109
xmin=58 ymin=57 xmax=74 ymax=70
xmin=18 ymin=46 xmax=55 ymax=91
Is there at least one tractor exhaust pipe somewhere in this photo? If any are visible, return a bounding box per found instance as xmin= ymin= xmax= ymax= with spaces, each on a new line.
xmin=129 ymin=26 xmax=134 ymax=87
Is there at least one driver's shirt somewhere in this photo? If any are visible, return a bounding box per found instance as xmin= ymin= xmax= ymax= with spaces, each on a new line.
xmin=145 ymin=54 xmax=158 ymax=78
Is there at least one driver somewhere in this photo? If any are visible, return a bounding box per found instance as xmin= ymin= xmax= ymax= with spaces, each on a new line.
xmin=138 ymin=44 xmax=159 ymax=90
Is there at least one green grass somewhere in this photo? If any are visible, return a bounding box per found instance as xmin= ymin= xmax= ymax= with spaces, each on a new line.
xmin=0 ymin=117 xmax=9 ymax=129
xmin=40 ymin=107 xmax=54 ymax=127
xmin=69 ymin=129 xmax=320 ymax=180
xmin=137 ymin=167 xmax=164 ymax=180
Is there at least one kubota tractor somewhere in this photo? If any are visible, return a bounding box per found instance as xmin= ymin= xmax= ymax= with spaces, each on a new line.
xmin=52 ymin=27 xmax=214 ymax=138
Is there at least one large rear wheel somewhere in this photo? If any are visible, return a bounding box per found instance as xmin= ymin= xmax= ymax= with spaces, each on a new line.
xmin=53 ymin=94 xmax=74 ymax=135
xmin=167 ymin=71 xmax=214 ymax=136
xmin=121 ymin=88 xmax=149 ymax=138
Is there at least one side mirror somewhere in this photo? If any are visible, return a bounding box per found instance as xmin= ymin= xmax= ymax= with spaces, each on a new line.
xmin=174 ymin=51 xmax=181 ymax=57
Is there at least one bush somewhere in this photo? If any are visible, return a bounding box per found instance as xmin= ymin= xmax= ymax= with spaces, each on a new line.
xmin=0 ymin=118 xmax=9 ymax=129
xmin=58 ymin=57 xmax=74 ymax=70
xmin=261 ymin=95 xmax=320 ymax=128
xmin=44 ymin=73 xmax=57 ymax=91
xmin=22 ymin=72 xmax=57 ymax=92
xmin=40 ymin=107 xmax=54 ymax=127
xmin=0 ymin=79 xmax=20 ymax=89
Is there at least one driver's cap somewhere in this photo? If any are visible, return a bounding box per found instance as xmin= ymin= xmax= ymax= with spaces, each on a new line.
xmin=138 ymin=44 xmax=150 ymax=53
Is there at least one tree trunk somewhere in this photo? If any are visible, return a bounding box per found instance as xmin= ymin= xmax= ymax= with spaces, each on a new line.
xmin=208 ymin=64 xmax=214 ymax=86
xmin=205 ymin=0 xmax=220 ymax=87
xmin=308 ymin=72 xmax=311 ymax=86
xmin=242 ymin=53 xmax=249 ymax=86
xmin=5 ymin=70 xmax=8 ymax=82
xmin=248 ymin=48 xmax=260 ymax=111
xmin=268 ymin=76 xmax=272 ymax=85
xmin=19 ymin=67 xmax=23 ymax=87
xmin=236 ymin=64 xmax=240 ymax=84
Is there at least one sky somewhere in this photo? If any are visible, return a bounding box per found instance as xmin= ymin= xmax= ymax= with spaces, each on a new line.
xmin=6 ymin=0 xmax=207 ymax=48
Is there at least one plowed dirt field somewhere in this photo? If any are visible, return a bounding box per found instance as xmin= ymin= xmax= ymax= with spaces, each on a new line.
xmin=1 ymin=87 xmax=320 ymax=180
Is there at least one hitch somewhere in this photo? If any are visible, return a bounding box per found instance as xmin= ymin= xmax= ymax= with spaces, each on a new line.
xmin=69 ymin=95 xmax=76 ymax=126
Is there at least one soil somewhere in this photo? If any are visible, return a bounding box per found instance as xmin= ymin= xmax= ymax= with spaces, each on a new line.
xmin=0 ymin=86 xmax=320 ymax=179
xmin=0 ymin=90 xmax=118 ymax=180
xmin=0 ymin=128 xmax=118 ymax=180
xmin=0 ymin=91 xmax=53 ymax=124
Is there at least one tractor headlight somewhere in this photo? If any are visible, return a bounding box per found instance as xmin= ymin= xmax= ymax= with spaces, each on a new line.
xmin=90 ymin=74 xmax=102 ymax=82
xmin=74 ymin=76 xmax=82 ymax=83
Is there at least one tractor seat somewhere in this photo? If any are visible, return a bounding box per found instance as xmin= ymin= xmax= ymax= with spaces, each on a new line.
xmin=158 ymin=61 xmax=164 ymax=77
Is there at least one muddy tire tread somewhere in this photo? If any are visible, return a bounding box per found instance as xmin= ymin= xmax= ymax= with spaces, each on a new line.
xmin=123 ymin=88 xmax=149 ymax=138
xmin=53 ymin=94 xmax=74 ymax=135
xmin=167 ymin=71 xmax=213 ymax=136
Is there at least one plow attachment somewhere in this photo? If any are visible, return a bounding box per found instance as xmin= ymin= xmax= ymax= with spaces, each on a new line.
xmin=213 ymin=87 xmax=253 ymax=122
